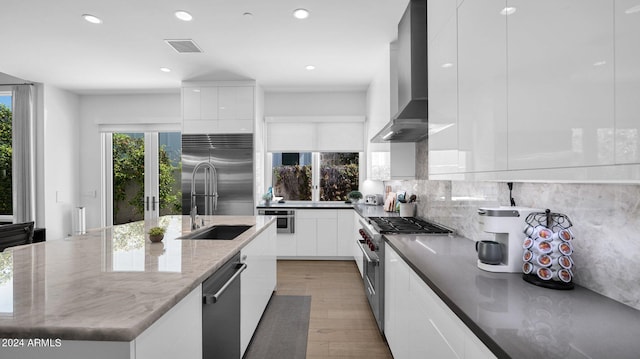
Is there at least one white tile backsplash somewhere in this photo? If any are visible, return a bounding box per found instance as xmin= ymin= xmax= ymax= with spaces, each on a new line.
xmin=388 ymin=178 xmax=640 ymax=310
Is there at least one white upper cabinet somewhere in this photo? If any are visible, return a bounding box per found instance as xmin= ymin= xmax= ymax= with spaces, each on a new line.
xmin=615 ymin=0 xmax=640 ymax=165
xmin=457 ymin=0 xmax=508 ymax=173
xmin=429 ymin=0 xmax=640 ymax=181
xmin=182 ymin=83 xmax=255 ymax=134
xmin=218 ymin=86 xmax=254 ymax=120
xmin=507 ymin=0 xmax=615 ymax=170
xmin=428 ymin=0 xmax=459 ymax=175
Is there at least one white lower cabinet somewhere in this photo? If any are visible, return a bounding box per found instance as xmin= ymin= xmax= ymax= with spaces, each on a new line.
xmin=240 ymin=222 xmax=277 ymax=356
xmin=337 ymin=209 xmax=355 ymax=257
xmin=353 ymin=211 xmax=364 ymax=277
xmin=385 ymin=244 xmax=496 ymax=359
xmin=277 ymin=209 xmax=354 ymax=258
xmin=384 ymin=244 xmax=411 ymax=359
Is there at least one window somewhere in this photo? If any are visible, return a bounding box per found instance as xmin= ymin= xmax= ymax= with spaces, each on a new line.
xmin=271 ymin=152 xmax=359 ymax=201
xmin=0 ymin=92 xmax=12 ymax=221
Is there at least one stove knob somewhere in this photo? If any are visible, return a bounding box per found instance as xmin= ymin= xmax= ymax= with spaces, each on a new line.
xmin=369 ymin=243 xmax=375 ymax=251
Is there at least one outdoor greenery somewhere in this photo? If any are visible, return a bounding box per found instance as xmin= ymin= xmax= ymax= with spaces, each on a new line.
xmin=112 ymin=134 xmax=181 ymax=223
xmin=273 ymin=165 xmax=313 ymax=200
xmin=273 ymin=153 xmax=359 ymax=201
xmin=0 ymin=104 xmax=12 ymax=215
xmin=320 ymin=153 xmax=359 ymax=201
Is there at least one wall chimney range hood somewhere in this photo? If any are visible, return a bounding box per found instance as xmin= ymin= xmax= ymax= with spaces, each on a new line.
xmin=372 ymin=0 xmax=427 ymax=143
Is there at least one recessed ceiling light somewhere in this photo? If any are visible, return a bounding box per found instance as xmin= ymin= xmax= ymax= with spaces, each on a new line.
xmin=500 ymin=7 xmax=516 ymax=16
xmin=82 ymin=14 xmax=102 ymax=24
xmin=174 ymin=10 xmax=193 ymax=21
xmin=625 ymin=5 xmax=640 ymax=14
xmin=305 ymin=65 xmax=316 ymax=70
xmin=160 ymin=67 xmax=171 ymax=73
xmin=441 ymin=63 xmax=453 ymax=68
xmin=293 ymin=8 xmax=310 ymax=19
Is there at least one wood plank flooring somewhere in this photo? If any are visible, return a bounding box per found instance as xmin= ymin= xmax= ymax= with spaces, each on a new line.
xmin=275 ymin=260 xmax=393 ymax=359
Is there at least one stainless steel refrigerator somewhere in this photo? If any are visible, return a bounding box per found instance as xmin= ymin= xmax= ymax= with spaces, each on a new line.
xmin=181 ymin=134 xmax=254 ymax=217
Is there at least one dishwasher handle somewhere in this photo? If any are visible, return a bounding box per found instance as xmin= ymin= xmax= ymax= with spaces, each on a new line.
xmin=203 ymin=263 xmax=247 ymax=304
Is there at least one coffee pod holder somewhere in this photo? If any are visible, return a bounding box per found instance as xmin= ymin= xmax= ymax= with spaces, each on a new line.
xmin=522 ymin=209 xmax=575 ymax=290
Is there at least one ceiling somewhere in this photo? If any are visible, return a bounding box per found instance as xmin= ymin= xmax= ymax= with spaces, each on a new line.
xmin=0 ymin=0 xmax=409 ymax=94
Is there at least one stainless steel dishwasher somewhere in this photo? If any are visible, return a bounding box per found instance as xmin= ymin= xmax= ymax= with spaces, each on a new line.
xmin=202 ymin=252 xmax=246 ymax=359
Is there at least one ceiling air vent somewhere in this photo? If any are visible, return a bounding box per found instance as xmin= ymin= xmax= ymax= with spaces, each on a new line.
xmin=164 ymin=39 xmax=203 ymax=53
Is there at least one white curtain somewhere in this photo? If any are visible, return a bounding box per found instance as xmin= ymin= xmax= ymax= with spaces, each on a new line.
xmin=11 ymin=85 xmax=35 ymax=223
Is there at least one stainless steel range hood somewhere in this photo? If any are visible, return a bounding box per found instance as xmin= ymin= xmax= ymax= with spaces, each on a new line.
xmin=371 ymin=0 xmax=427 ymax=143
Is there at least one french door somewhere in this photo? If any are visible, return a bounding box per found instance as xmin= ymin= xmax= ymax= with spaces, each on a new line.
xmin=104 ymin=131 xmax=181 ymax=226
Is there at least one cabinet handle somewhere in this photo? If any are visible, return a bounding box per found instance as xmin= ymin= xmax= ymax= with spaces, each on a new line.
xmin=145 ymin=196 xmax=150 ymax=211
xmin=152 ymin=196 xmax=156 ymax=211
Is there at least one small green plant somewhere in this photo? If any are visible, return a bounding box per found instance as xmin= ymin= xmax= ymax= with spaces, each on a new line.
xmin=148 ymin=227 xmax=166 ymax=236
xmin=347 ymin=191 xmax=363 ymax=200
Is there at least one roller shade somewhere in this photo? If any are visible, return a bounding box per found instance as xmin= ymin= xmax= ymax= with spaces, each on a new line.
xmin=266 ymin=116 xmax=365 ymax=152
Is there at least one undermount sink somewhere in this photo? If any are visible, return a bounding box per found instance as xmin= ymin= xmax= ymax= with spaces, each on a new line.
xmin=180 ymin=225 xmax=252 ymax=240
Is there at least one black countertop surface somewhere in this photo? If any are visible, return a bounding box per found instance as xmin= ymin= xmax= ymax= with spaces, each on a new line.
xmin=384 ymin=234 xmax=640 ymax=359
xmin=257 ymin=202 xmax=400 ymax=217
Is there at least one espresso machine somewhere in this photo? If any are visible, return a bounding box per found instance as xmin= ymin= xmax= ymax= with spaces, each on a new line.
xmin=477 ymin=206 xmax=541 ymax=273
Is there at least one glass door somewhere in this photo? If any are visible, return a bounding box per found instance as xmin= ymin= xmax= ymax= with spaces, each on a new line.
xmin=109 ymin=132 xmax=181 ymax=225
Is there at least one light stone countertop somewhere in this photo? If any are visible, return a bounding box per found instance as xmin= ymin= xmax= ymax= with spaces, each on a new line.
xmin=0 ymin=215 xmax=275 ymax=341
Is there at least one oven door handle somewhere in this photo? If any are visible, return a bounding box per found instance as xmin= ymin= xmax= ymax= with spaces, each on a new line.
xmin=356 ymin=241 xmax=379 ymax=264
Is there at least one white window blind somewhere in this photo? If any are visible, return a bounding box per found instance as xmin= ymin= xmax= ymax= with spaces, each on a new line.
xmin=265 ymin=116 xmax=365 ymax=152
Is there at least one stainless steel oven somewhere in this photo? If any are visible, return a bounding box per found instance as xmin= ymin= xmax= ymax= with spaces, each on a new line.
xmin=258 ymin=209 xmax=295 ymax=233
xmin=357 ymin=216 xmax=453 ymax=334
xmin=357 ymin=219 xmax=384 ymax=333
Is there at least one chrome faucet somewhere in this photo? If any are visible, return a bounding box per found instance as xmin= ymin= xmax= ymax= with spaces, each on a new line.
xmin=190 ymin=161 xmax=218 ymax=230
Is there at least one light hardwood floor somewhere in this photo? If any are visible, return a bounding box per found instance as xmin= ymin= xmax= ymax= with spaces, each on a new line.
xmin=275 ymin=260 xmax=393 ymax=359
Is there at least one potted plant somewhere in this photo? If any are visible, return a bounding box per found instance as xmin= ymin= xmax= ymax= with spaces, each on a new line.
xmin=347 ymin=191 xmax=363 ymax=204
xmin=148 ymin=226 xmax=166 ymax=242
xmin=262 ymin=192 xmax=273 ymax=205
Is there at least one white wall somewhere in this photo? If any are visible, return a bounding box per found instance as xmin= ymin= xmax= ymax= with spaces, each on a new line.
xmin=40 ymin=85 xmax=81 ymax=239
xmin=79 ymin=93 xmax=181 ymax=229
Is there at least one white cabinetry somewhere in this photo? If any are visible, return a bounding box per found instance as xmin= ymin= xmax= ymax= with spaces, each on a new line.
xmin=384 ymin=243 xmax=411 ymax=359
xmin=182 ymin=82 xmax=255 ymax=134
xmin=429 ymin=0 xmax=640 ymax=181
xmin=353 ymin=211 xmax=364 ymax=277
xmin=385 ymin=244 xmax=496 ymax=359
xmin=615 ymin=0 xmax=640 ymax=165
xmin=296 ymin=210 xmax=337 ymax=256
xmin=427 ymin=0 xmax=459 ymax=175
xmin=337 ymin=209 xmax=355 ymax=256
xmin=277 ymin=209 xmax=356 ymax=259
xmin=457 ymin=0 xmax=507 ymax=173
xmin=507 ymin=0 xmax=614 ymax=170
xmin=240 ymin=222 xmax=277 ymax=356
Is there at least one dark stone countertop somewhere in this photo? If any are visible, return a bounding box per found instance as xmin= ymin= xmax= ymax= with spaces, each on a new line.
xmin=384 ymin=233 xmax=640 ymax=359
xmin=257 ymin=202 xmax=400 ymax=218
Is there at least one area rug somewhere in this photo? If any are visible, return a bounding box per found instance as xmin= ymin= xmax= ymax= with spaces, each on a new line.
xmin=244 ymin=295 xmax=311 ymax=359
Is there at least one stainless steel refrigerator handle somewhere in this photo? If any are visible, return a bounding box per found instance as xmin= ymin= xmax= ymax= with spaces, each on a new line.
xmin=356 ymin=241 xmax=379 ymax=264
xmin=204 ymin=263 xmax=247 ymax=304
xmin=145 ymin=196 xmax=149 ymax=211
xmin=152 ymin=196 xmax=156 ymax=211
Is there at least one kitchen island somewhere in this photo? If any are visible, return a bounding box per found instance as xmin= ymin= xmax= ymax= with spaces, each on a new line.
xmin=0 ymin=215 xmax=276 ymax=359
xmin=384 ymin=233 xmax=640 ymax=359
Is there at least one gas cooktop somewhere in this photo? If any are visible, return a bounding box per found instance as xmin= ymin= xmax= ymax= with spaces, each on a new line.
xmin=368 ymin=217 xmax=453 ymax=235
